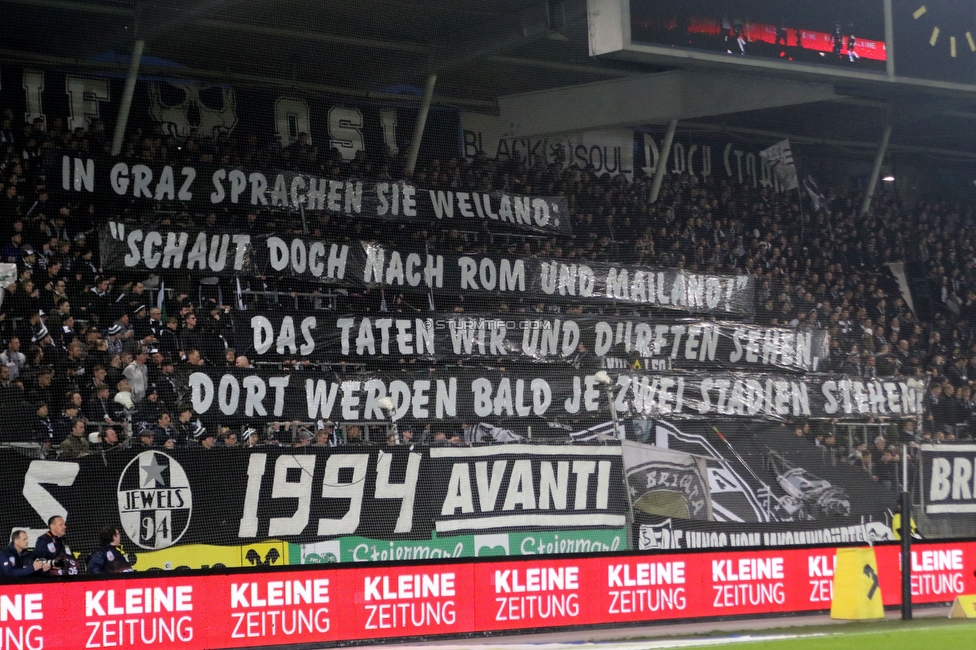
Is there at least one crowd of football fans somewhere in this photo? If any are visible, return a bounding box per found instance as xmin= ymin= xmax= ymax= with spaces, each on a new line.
xmin=0 ymin=105 xmax=970 ymax=484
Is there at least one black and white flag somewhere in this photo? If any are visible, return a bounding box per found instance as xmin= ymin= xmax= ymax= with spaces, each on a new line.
xmin=760 ymin=139 xmax=798 ymax=192
xmin=803 ymin=175 xmax=827 ymax=213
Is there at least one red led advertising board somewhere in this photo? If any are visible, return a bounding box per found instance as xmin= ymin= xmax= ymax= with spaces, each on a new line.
xmin=1 ymin=541 xmax=973 ymax=649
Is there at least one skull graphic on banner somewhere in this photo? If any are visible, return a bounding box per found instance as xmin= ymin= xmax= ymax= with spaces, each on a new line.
xmin=148 ymin=82 xmax=238 ymax=138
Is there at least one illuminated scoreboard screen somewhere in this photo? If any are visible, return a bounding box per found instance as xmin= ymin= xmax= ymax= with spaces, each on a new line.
xmin=588 ymin=0 xmax=976 ymax=91
xmin=627 ymin=0 xmax=886 ymax=72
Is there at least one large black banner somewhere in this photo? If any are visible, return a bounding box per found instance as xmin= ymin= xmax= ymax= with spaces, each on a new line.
xmin=635 ymin=515 xmax=895 ymax=551
xmin=80 ymin=161 xmax=571 ymax=235
xmin=243 ymin=311 xmax=827 ymax=372
xmin=627 ymin=420 xmax=900 ymax=530
xmin=1 ymin=66 xmax=460 ymax=172
xmin=1 ymin=445 xmax=626 ymax=559
xmin=921 ymin=444 xmax=976 ymax=516
xmin=100 ymin=223 xmax=757 ymax=315
xmin=185 ymin=367 xmax=926 ymax=424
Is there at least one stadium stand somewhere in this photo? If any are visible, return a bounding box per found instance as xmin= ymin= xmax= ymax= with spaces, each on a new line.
xmin=0 ymin=102 xmax=952 ymax=456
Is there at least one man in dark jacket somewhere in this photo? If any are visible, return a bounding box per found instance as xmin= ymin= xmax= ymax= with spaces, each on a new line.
xmin=30 ymin=516 xmax=78 ymax=576
xmin=85 ymin=383 xmax=118 ymax=425
xmin=179 ymin=313 xmax=206 ymax=358
xmin=1 ymin=530 xmax=50 ymax=578
xmin=86 ymin=526 xmax=133 ymax=574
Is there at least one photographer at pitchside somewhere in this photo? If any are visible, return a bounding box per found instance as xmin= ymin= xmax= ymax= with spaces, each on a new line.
xmin=1 ymin=530 xmax=50 ymax=579
xmin=29 ymin=515 xmax=79 ymax=576
xmin=87 ymin=525 xmax=134 ymax=574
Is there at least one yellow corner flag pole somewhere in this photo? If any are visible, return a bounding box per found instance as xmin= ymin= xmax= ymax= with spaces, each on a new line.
xmin=830 ymin=546 xmax=885 ymax=620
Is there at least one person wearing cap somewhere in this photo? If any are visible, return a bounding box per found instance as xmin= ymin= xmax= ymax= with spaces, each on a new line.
xmin=57 ymin=418 xmax=90 ymax=459
xmin=243 ymin=427 xmax=260 ymax=448
xmin=135 ymin=387 xmax=164 ymax=426
xmin=105 ymin=323 xmax=124 ymax=355
xmin=132 ymin=308 xmax=158 ymax=351
xmin=135 ymin=425 xmax=156 ymax=449
xmin=197 ymin=425 xmax=217 ymax=450
xmin=294 ymin=427 xmax=314 ymax=447
xmin=53 ymin=402 xmax=84 ymax=445
xmin=123 ymin=348 xmax=149 ymax=402
xmin=20 ymin=246 xmax=37 ymax=275
xmin=156 ymin=357 xmax=180 ymax=409
xmin=145 ymin=348 xmax=164 ymax=398
xmin=111 ymin=313 xmax=134 ymax=343
xmin=31 ymin=324 xmax=51 ymax=346
xmin=31 ymin=401 xmax=55 ymax=447
xmin=148 ymin=346 xmax=164 ymax=371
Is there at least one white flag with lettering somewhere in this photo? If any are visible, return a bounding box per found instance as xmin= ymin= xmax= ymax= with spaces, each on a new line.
xmin=760 ymin=139 xmax=798 ymax=191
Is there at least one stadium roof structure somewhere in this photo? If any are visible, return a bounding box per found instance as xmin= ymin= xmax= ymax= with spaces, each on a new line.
xmin=3 ymin=0 xmax=976 ymax=161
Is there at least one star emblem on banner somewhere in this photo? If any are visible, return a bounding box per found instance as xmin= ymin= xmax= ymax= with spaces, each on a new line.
xmin=141 ymin=453 xmax=167 ymax=488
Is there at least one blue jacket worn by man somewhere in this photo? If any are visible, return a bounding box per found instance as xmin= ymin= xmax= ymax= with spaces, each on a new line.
xmin=30 ymin=531 xmax=66 ymax=562
xmin=29 ymin=517 xmax=79 ymax=576
xmin=1 ymin=542 xmax=37 ymax=578
xmin=1 ymin=531 xmax=48 ymax=579
xmin=87 ymin=545 xmax=133 ymax=574
xmin=87 ymin=527 xmax=134 ymax=575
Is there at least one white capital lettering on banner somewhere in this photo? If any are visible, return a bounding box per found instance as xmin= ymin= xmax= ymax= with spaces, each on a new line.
xmin=607 ymin=561 xmax=687 ymax=614
xmin=711 ymin=557 xmax=786 ymax=608
xmin=910 ymin=549 xmax=966 ymax=597
xmin=84 ymin=586 xmax=193 ymax=647
xmin=494 ymin=566 xmax=580 ymax=621
xmin=363 ymin=572 xmax=457 ymax=630
xmin=230 ymin=579 xmax=331 ymax=639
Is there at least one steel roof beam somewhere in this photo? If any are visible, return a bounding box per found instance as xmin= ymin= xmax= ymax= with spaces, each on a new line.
xmin=0 ymin=48 xmax=496 ymax=109
xmin=499 ymin=70 xmax=837 ymax=137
